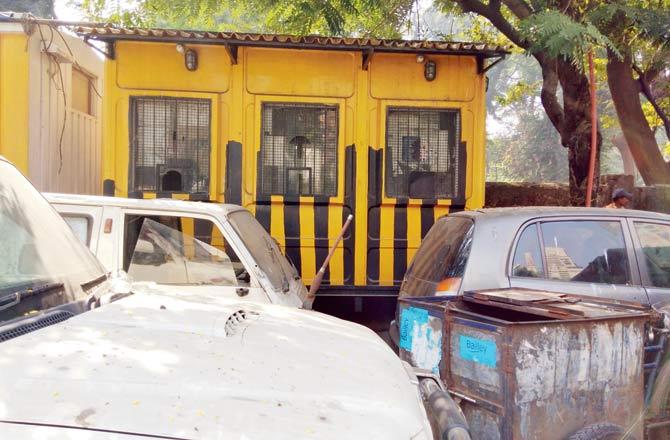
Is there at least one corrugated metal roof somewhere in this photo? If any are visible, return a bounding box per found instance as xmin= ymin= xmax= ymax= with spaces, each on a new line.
xmin=73 ymin=25 xmax=509 ymax=58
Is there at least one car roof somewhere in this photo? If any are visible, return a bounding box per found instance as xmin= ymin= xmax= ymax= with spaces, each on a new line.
xmin=44 ymin=192 xmax=246 ymax=216
xmin=452 ymin=206 xmax=670 ymax=223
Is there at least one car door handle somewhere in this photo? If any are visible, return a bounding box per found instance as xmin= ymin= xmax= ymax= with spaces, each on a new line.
xmin=236 ymin=287 xmax=249 ymax=297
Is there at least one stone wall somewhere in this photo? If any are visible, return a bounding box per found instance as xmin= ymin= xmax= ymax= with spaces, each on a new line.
xmin=597 ymin=174 xmax=670 ymax=213
xmin=486 ymin=176 xmax=670 ymax=214
xmin=485 ymin=182 xmax=570 ymax=207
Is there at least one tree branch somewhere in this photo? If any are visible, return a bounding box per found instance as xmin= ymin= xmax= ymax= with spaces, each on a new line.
xmin=501 ymin=0 xmax=533 ymax=19
xmin=539 ymin=60 xmax=566 ymax=137
xmin=454 ymin=0 xmax=528 ymax=48
xmin=634 ymin=64 xmax=670 ymax=141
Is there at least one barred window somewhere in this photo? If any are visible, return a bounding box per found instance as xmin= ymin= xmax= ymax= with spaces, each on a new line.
xmin=259 ymin=103 xmax=338 ymax=197
xmin=130 ymin=97 xmax=211 ymax=195
xmin=385 ymin=108 xmax=462 ymax=199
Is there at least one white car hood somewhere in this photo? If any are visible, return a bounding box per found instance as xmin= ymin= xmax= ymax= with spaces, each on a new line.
xmin=0 ymin=292 xmax=431 ymax=439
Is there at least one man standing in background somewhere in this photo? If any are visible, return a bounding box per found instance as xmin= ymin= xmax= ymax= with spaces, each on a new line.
xmin=606 ymin=188 xmax=633 ymax=209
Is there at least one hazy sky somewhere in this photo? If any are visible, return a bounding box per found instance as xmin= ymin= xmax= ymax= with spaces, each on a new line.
xmin=54 ymin=0 xmax=83 ymax=20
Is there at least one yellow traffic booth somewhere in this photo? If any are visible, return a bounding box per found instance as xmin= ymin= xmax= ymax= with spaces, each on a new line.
xmin=74 ymin=24 xmax=507 ymax=326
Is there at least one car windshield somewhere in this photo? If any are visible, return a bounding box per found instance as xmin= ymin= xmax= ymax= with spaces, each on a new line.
xmin=400 ymin=216 xmax=474 ymax=297
xmin=0 ymin=161 xmax=106 ymax=325
xmin=227 ymin=210 xmax=306 ymax=301
xmin=127 ymin=218 xmax=238 ymax=286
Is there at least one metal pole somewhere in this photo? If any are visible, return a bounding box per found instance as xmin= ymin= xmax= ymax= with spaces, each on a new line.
xmin=304 ymin=214 xmax=353 ymax=309
xmin=585 ymin=49 xmax=598 ymax=207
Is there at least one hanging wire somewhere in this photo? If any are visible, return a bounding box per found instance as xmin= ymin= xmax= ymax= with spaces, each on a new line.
xmin=16 ymin=13 xmax=103 ymax=174
xmin=34 ymin=20 xmax=67 ymax=174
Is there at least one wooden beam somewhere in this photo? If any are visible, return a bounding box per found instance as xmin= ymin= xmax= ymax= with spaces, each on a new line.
xmin=225 ymin=43 xmax=238 ymax=65
xmin=362 ymin=48 xmax=374 ymax=71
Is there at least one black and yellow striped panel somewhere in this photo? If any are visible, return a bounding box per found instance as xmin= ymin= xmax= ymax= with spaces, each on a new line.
xmin=251 ymin=145 xmax=356 ymax=286
xmin=123 ymin=140 xmax=456 ymax=289
xmin=126 ymin=190 xmax=209 ymax=202
xmin=365 ymin=146 xmax=452 ymax=287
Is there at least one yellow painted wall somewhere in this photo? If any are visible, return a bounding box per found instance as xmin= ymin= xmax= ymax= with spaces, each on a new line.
xmin=369 ymin=54 xmax=477 ymax=101
xmin=0 ymin=32 xmax=29 ymax=171
xmin=116 ymin=42 xmax=231 ymax=93
xmin=102 ymin=40 xmax=488 ymax=289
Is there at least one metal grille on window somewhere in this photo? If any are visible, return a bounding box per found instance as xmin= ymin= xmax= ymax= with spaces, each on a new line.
xmin=130 ymin=97 xmax=211 ymax=195
xmin=259 ymin=103 xmax=338 ymax=197
xmin=385 ymin=107 xmax=462 ymax=199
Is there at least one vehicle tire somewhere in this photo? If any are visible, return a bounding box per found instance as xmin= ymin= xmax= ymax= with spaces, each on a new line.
xmin=647 ymin=359 xmax=670 ymax=440
xmin=567 ymin=423 xmax=630 ymax=440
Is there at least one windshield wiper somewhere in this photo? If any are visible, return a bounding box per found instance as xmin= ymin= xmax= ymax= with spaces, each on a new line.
xmin=0 ymin=282 xmax=65 ymax=312
xmin=81 ymin=273 xmax=108 ymax=291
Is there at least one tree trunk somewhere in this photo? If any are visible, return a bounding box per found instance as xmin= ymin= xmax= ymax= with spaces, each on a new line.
xmin=607 ymin=51 xmax=670 ymax=184
xmin=539 ymin=58 xmax=601 ymax=205
xmin=612 ymin=133 xmax=636 ymax=177
xmin=453 ymin=0 xmax=602 ymax=205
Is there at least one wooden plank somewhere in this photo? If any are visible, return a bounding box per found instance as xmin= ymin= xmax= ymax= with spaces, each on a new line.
xmin=462 ymin=296 xmax=578 ymax=320
xmin=467 ymin=288 xmax=569 ymax=306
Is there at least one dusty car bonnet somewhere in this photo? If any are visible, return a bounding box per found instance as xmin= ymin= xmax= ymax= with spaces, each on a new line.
xmin=0 ymin=292 xmax=430 ymax=439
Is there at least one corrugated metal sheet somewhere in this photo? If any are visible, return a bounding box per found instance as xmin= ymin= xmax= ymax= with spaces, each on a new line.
xmin=73 ymin=25 xmax=509 ymax=57
xmin=26 ymin=23 xmax=103 ymax=195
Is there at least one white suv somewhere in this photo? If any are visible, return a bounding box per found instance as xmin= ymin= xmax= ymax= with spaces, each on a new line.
xmin=0 ymin=157 xmax=441 ymax=439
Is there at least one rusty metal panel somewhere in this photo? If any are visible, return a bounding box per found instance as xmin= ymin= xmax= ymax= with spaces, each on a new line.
xmin=508 ymin=318 xmax=645 ymax=439
xmin=448 ymin=321 xmax=502 ymax=402
xmin=461 ymin=402 xmax=502 ymax=440
xmin=399 ymin=289 xmax=650 ymax=439
xmin=398 ymin=298 xmax=446 ymax=375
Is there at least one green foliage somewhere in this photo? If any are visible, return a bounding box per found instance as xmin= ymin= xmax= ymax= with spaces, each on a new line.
xmin=486 ymin=115 xmax=568 ymax=183
xmin=519 ymin=10 xmax=619 ymax=67
xmin=485 ymin=54 xmax=568 ymax=183
xmin=432 ymin=0 xmax=517 ymax=47
xmin=588 ymin=1 xmax=670 ymax=48
xmin=73 ymin=0 xmax=414 ymax=37
xmin=495 ymin=80 xmax=541 ymax=107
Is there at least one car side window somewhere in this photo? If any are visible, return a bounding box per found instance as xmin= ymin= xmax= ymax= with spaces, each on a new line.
xmin=62 ymin=215 xmax=92 ymax=245
xmin=540 ymin=220 xmax=630 ymax=285
xmin=511 ymin=224 xmax=544 ymax=278
xmin=634 ymin=222 xmax=670 ymax=288
xmin=123 ymin=214 xmax=249 ymax=286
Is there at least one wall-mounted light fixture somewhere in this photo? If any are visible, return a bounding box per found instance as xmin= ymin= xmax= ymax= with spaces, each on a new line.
xmin=416 ymin=54 xmax=425 ymax=64
xmin=176 ymin=43 xmax=198 ymax=71
xmin=424 ymin=60 xmax=436 ymax=81
xmin=184 ymin=49 xmax=198 ymax=71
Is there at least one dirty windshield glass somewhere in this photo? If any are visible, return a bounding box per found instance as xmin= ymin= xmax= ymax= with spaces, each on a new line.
xmin=128 ymin=219 xmax=238 ymax=286
xmin=0 ymin=161 xmax=105 ymax=325
xmin=227 ymin=210 xmax=297 ymax=296
xmin=400 ymin=216 xmax=473 ymax=297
